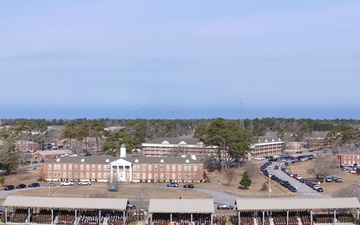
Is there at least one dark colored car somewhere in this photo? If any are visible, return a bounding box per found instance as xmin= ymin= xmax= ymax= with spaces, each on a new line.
xmin=4 ymin=185 xmax=15 ymax=191
xmin=28 ymin=182 xmax=40 ymax=188
xmin=183 ymin=184 xmax=194 ymax=188
xmin=217 ymin=203 xmax=234 ymax=210
xmin=16 ymin=184 xmax=27 ymax=189
xmin=167 ymin=182 xmax=179 ymax=187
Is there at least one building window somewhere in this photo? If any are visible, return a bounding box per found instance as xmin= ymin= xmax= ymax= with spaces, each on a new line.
xmin=188 ymin=173 xmax=191 ymax=179
xmin=178 ymin=173 xmax=182 ymax=179
xmin=107 ymin=165 xmax=111 ymax=170
xmin=188 ymin=165 xmax=191 ymax=171
xmin=75 ymin=165 xmax=78 ymax=170
xmin=142 ymin=173 xmax=146 ymax=179
xmin=172 ymin=165 xmax=175 ymax=171
xmin=48 ymin=172 xmax=51 ymax=178
xmin=166 ymin=165 xmax=169 ymax=171
xmin=86 ymin=165 xmax=90 ymax=170
xmin=172 ymin=173 xmax=175 ymax=180
xmin=98 ymin=165 xmax=101 ymax=170
xmin=148 ymin=165 xmax=152 ymax=171
xmin=57 ymin=172 xmax=60 ymax=177
xmin=184 ymin=166 xmax=187 ymax=172
xmin=92 ymin=165 xmax=95 ymax=170
xmin=178 ymin=165 xmax=181 ymax=171
xmin=148 ymin=173 xmax=152 ymax=179
xmin=194 ymin=165 xmax=197 ymax=171
xmin=160 ymin=165 xmax=164 ymax=171
xmin=69 ymin=164 xmax=72 ymax=170
xmin=80 ymin=172 xmax=84 ymax=178
xmin=75 ymin=173 xmax=78 ymax=178
xmin=104 ymin=165 xmax=107 ymax=170
xmin=166 ymin=173 xmax=169 ymax=179
xmin=104 ymin=173 xmax=107 ymax=179
xmin=154 ymin=165 xmax=158 ymax=171
xmin=69 ymin=172 xmax=72 ymax=178
xmin=98 ymin=173 xmax=101 ymax=179
xmin=194 ymin=173 xmax=197 ymax=179
xmin=80 ymin=165 xmax=84 ymax=170
xmin=184 ymin=174 xmax=187 ymax=179
xmin=54 ymin=164 xmax=57 ymax=170
xmin=86 ymin=172 xmax=90 ymax=178
xmin=63 ymin=164 xmax=67 ymax=170
xmin=154 ymin=173 xmax=158 ymax=179
xmin=142 ymin=165 xmax=146 ymax=171
xmin=92 ymin=172 xmax=95 ymax=178
xmin=48 ymin=164 xmax=52 ymax=170
xmin=160 ymin=173 xmax=164 ymax=179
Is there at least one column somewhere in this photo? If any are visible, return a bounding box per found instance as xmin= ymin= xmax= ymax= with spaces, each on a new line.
xmin=123 ymin=210 xmax=126 ymax=225
xmin=51 ymin=208 xmax=53 ymax=225
xmin=5 ymin=207 xmax=7 ymax=223
xmin=75 ymin=209 xmax=78 ymax=225
xmin=237 ymin=210 xmax=241 ymax=225
xmin=263 ymin=211 xmax=265 ymax=225
xmin=99 ymin=210 xmax=101 ymax=225
xmin=211 ymin=214 xmax=213 ymax=225
xmin=286 ymin=210 xmax=289 ymax=225
xmin=334 ymin=209 xmax=336 ymax=225
xmin=310 ymin=209 xmax=313 ymax=225
xmin=191 ymin=214 xmax=193 ymax=223
xmin=28 ymin=207 xmax=30 ymax=223
xmin=170 ymin=213 xmax=173 ymax=223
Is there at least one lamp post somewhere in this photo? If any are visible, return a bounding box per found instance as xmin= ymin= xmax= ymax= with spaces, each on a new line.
xmin=268 ymin=174 xmax=271 ymax=198
xmin=48 ymin=180 xmax=51 ymax=196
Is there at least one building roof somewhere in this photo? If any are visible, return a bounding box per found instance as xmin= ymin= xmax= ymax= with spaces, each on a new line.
xmin=3 ymin=196 xmax=128 ymax=210
xmin=43 ymin=155 xmax=203 ymax=165
xmin=33 ymin=150 xmax=72 ymax=156
xmin=126 ymin=156 xmax=203 ymax=165
xmin=149 ymin=199 xmax=214 ymax=213
xmin=143 ymin=138 xmax=202 ymax=145
xmin=235 ymin=197 xmax=360 ymax=211
xmin=45 ymin=155 xmax=119 ymax=164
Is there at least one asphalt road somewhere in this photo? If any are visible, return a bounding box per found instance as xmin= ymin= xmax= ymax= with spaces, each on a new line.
xmin=266 ymin=163 xmax=331 ymax=198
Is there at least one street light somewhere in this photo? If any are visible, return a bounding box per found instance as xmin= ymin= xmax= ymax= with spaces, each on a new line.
xmin=268 ymin=174 xmax=271 ymax=198
xmin=48 ymin=180 xmax=51 ymax=196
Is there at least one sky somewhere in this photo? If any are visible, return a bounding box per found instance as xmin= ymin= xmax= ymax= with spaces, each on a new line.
xmin=1 ymin=1 xmax=360 ymax=120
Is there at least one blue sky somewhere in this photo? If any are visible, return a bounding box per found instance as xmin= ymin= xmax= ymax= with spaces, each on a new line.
xmin=1 ymin=1 xmax=360 ymax=120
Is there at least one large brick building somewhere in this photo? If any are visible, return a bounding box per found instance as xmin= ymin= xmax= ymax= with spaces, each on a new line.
xmin=42 ymin=155 xmax=204 ymax=183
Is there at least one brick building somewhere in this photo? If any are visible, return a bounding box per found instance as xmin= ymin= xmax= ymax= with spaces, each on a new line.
xmin=42 ymin=155 xmax=204 ymax=183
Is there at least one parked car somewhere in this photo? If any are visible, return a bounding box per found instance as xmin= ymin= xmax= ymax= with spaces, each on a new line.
xmin=60 ymin=180 xmax=74 ymax=186
xmin=79 ymin=180 xmax=91 ymax=186
xmin=45 ymin=182 xmax=56 ymax=187
xmin=16 ymin=184 xmax=27 ymax=189
xmin=28 ymin=182 xmax=40 ymax=188
xmin=217 ymin=203 xmax=234 ymax=210
xmin=183 ymin=184 xmax=194 ymax=188
xmin=4 ymin=185 xmax=15 ymax=191
xmin=167 ymin=182 xmax=179 ymax=187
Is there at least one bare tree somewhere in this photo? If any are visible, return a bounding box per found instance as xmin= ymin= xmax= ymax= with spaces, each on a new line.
xmin=223 ymin=167 xmax=237 ymax=187
xmin=245 ymin=162 xmax=259 ymax=182
xmin=307 ymin=155 xmax=338 ymax=183
xmin=333 ymin=184 xmax=360 ymax=200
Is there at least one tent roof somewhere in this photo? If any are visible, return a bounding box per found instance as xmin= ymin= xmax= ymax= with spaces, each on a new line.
xmin=149 ymin=199 xmax=214 ymax=213
xmin=235 ymin=197 xmax=360 ymax=211
xmin=3 ymin=196 xmax=128 ymax=210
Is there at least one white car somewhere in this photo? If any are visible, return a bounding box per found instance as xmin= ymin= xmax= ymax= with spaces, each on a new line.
xmin=79 ymin=180 xmax=91 ymax=186
xmin=60 ymin=180 xmax=74 ymax=186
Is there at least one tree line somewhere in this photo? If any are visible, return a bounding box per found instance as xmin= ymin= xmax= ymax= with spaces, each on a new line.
xmin=1 ymin=117 xmax=360 ymax=173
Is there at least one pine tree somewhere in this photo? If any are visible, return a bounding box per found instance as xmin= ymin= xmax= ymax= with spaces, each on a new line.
xmin=239 ymin=171 xmax=252 ymax=189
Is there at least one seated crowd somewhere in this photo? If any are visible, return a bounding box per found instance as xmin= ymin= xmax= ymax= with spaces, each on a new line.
xmin=10 ymin=208 xmax=28 ymax=223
